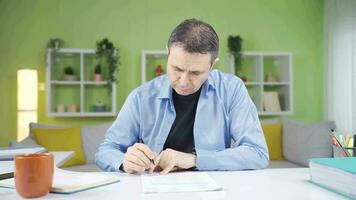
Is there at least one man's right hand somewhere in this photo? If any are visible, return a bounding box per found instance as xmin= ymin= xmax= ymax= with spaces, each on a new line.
xmin=122 ymin=143 xmax=156 ymax=174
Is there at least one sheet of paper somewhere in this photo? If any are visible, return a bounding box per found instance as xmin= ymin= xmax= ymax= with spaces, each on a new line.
xmin=141 ymin=172 xmax=222 ymax=193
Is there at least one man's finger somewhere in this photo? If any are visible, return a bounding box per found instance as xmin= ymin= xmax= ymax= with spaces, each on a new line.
xmin=134 ymin=143 xmax=156 ymax=159
xmin=160 ymin=164 xmax=175 ymax=175
xmin=130 ymin=149 xmax=152 ymax=168
xmin=124 ymin=160 xmax=145 ymax=173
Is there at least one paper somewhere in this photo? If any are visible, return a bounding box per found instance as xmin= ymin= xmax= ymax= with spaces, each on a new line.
xmin=141 ymin=172 xmax=222 ymax=193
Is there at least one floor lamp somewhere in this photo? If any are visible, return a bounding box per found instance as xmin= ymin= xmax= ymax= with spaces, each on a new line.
xmin=17 ymin=69 xmax=38 ymax=141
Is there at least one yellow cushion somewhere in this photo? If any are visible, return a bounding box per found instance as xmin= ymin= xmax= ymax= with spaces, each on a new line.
xmin=261 ymin=123 xmax=283 ymax=160
xmin=32 ymin=126 xmax=86 ymax=167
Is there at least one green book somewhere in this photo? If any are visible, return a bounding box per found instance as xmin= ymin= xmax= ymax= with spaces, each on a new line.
xmin=309 ymin=157 xmax=356 ymax=199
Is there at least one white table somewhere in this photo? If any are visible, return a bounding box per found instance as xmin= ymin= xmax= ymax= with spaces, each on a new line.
xmin=0 ymin=168 xmax=348 ymax=200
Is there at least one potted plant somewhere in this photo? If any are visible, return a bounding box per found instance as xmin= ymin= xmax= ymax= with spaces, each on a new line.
xmin=63 ymin=66 xmax=76 ymax=81
xmin=227 ymin=35 xmax=243 ymax=77
xmin=94 ymin=64 xmax=103 ymax=81
xmin=93 ymin=101 xmax=106 ymax=112
xmin=96 ymin=38 xmax=119 ymax=90
xmin=47 ymin=38 xmax=64 ymax=52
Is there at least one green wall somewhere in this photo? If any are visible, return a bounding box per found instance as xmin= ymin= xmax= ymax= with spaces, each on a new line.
xmin=0 ymin=0 xmax=324 ymax=146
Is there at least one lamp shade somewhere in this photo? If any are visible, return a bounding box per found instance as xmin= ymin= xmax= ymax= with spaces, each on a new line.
xmin=17 ymin=69 xmax=38 ymax=111
xmin=17 ymin=69 xmax=38 ymax=141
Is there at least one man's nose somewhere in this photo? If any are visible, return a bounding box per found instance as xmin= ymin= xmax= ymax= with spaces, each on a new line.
xmin=179 ymin=73 xmax=190 ymax=87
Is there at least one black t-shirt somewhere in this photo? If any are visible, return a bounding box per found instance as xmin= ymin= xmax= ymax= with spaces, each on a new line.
xmin=163 ymin=87 xmax=202 ymax=153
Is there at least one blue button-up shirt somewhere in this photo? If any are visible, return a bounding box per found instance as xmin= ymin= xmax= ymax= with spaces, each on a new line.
xmin=95 ymin=69 xmax=269 ymax=171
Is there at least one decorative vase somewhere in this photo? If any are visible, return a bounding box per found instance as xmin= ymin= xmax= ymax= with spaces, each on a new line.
xmin=93 ymin=103 xmax=106 ymax=112
xmin=67 ymin=104 xmax=77 ymax=113
xmin=56 ymin=104 xmax=65 ymax=113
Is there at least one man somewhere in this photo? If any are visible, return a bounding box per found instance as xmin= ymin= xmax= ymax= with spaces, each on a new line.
xmin=95 ymin=19 xmax=269 ymax=174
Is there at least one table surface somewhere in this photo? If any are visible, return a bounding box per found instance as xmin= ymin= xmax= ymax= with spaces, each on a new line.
xmin=0 ymin=167 xmax=348 ymax=200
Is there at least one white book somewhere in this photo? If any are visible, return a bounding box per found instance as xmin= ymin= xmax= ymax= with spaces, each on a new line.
xmin=0 ymin=168 xmax=120 ymax=194
xmin=142 ymin=172 xmax=222 ymax=193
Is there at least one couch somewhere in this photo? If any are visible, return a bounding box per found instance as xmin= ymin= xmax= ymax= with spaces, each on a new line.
xmin=10 ymin=119 xmax=336 ymax=172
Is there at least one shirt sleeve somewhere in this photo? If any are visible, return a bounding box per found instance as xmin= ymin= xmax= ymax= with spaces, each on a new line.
xmin=95 ymin=90 xmax=141 ymax=172
xmin=195 ymin=79 xmax=269 ymax=170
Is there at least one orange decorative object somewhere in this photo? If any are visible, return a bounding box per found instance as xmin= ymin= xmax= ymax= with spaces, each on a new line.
xmin=155 ymin=65 xmax=164 ymax=76
xmin=15 ymin=153 xmax=54 ymax=198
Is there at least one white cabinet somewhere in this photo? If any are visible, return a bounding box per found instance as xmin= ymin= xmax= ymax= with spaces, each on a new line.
xmin=46 ymin=48 xmax=117 ymax=117
xmin=141 ymin=50 xmax=167 ymax=83
xmin=229 ymin=52 xmax=293 ymax=116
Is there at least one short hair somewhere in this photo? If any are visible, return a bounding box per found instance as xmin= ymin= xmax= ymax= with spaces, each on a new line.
xmin=167 ymin=19 xmax=219 ymax=64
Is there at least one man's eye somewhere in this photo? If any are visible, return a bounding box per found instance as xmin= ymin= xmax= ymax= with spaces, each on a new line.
xmin=191 ymin=72 xmax=201 ymax=76
xmin=174 ymin=67 xmax=183 ymax=72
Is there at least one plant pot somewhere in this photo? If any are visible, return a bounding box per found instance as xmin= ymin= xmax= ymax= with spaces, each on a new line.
xmin=63 ymin=75 xmax=76 ymax=81
xmin=67 ymin=104 xmax=77 ymax=113
xmin=93 ymin=74 xmax=103 ymax=81
xmin=56 ymin=104 xmax=65 ymax=113
xmin=93 ymin=104 xmax=106 ymax=112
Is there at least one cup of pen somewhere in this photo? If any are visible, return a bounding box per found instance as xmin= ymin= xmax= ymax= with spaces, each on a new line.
xmin=15 ymin=153 xmax=54 ymax=198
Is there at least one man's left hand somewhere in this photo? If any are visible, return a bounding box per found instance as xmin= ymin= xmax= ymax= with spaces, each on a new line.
xmin=154 ymin=148 xmax=196 ymax=175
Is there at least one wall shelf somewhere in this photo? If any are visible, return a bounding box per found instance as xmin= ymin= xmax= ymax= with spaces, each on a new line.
xmin=46 ymin=48 xmax=117 ymax=117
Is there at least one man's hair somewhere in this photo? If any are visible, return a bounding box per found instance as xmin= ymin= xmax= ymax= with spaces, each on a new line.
xmin=167 ymin=19 xmax=219 ymax=64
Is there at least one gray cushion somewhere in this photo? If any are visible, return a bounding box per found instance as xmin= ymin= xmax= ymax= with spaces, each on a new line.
xmin=268 ymin=160 xmax=303 ymax=168
xmin=81 ymin=123 xmax=112 ymax=164
xmin=282 ymin=120 xmax=335 ymax=167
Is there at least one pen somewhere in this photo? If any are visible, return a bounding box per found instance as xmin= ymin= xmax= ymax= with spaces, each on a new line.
xmin=139 ymin=139 xmax=155 ymax=165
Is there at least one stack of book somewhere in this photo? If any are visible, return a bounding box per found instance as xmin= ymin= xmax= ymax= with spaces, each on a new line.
xmin=309 ymin=157 xmax=356 ymax=199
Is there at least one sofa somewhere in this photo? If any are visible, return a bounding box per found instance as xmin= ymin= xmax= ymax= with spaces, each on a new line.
xmin=10 ymin=119 xmax=336 ymax=172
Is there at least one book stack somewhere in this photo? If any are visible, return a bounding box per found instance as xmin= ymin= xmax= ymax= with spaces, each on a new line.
xmin=309 ymin=157 xmax=356 ymax=199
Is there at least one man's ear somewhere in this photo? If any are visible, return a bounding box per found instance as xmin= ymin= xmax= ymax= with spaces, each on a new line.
xmin=210 ymin=57 xmax=219 ymax=70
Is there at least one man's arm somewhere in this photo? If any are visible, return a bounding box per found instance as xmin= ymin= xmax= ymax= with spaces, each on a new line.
xmin=95 ymin=91 xmax=141 ymax=172
xmin=195 ymin=80 xmax=269 ymax=171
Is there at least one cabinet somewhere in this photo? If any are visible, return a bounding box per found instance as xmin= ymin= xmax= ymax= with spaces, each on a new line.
xmin=141 ymin=50 xmax=167 ymax=83
xmin=229 ymin=52 xmax=293 ymax=116
xmin=46 ymin=48 xmax=117 ymax=117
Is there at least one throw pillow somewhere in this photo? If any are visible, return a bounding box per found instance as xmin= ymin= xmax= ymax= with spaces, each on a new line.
xmin=282 ymin=120 xmax=335 ymax=167
xmin=261 ymin=123 xmax=283 ymax=160
xmin=32 ymin=126 xmax=86 ymax=167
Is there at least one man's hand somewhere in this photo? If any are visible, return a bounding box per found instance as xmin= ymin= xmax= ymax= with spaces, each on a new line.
xmin=122 ymin=143 xmax=156 ymax=174
xmin=154 ymin=148 xmax=196 ymax=175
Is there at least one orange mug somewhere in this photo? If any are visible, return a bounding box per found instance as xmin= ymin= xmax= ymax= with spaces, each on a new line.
xmin=15 ymin=153 xmax=54 ymax=198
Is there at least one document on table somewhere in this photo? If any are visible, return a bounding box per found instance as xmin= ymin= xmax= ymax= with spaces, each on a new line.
xmin=141 ymin=172 xmax=222 ymax=193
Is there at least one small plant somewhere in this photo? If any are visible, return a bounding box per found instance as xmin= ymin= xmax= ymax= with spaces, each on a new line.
xmin=47 ymin=38 xmax=64 ymax=51
xmin=94 ymin=64 xmax=102 ymax=74
xmin=64 ymin=66 xmax=74 ymax=75
xmin=227 ymin=35 xmax=243 ymax=75
xmin=96 ymin=38 xmax=119 ymax=87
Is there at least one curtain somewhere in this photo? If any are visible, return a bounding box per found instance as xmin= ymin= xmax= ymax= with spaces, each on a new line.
xmin=324 ymin=0 xmax=356 ymax=134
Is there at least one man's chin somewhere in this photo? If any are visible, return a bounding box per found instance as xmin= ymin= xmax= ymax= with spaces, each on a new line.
xmin=176 ymin=88 xmax=193 ymax=96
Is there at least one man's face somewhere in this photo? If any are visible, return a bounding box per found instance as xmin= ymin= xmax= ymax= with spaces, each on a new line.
xmin=167 ymin=46 xmax=216 ymax=96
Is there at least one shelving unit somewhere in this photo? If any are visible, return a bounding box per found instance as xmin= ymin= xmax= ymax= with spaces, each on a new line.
xmin=46 ymin=48 xmax=117 ymax=117
xmin=141 ymin=50 xmax=167 ymax=83
xmin=229 ymin=52 xmax=293 ymax=116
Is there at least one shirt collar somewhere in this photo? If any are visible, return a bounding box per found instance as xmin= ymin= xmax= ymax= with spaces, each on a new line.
xmin=157 ymin=72 xmax=216 ymax=99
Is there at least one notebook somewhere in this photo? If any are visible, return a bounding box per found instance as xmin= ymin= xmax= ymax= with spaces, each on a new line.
xmin=0 ymin=168 xmax=120 ymax=194
xmin=309 ymin=157 xmax=356 ymax=199
xmin=142 ymin=172 xmax=222 ymax=193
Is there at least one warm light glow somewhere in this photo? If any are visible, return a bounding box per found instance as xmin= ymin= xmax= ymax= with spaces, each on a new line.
xmin=17 ymin=69 xmax=38 ymax=110
xmin=17 ymin=111 xmax=37 ymax=141
xmin=17 ymin=69 xmax=38 ymax=141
